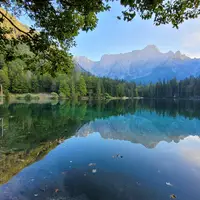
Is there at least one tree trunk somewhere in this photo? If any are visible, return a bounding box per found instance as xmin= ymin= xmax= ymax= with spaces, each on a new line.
xmin=0 ymin=84 xmax=3 ymax=97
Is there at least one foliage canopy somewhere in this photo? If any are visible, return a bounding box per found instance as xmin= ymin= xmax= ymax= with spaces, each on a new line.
xmin=1 ymin=0 xmax=200 ymax=50
xmin=0 ymin=0 xmax=200 ymax=73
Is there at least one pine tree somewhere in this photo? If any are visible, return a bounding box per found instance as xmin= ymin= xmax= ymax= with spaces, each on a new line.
xmin=135 ymin=88 xmax=139 ymax=97
xmin=78 ymin=76 xmax=87 ymax=96
xmin=97 ymin=79 xmax=101 ymax=99
xmin=31 ymin=75 xmax=39 ymax=93
xmin=70 ymin=78 xmax=76 ymax=99
xmin=0 ymin=69 xmax=9 ymax=92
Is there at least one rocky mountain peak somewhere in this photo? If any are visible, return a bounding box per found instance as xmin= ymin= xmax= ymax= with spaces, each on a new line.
xmin=174 ymin=51 xmax=190 ymax=60
xmin=74 ymin=56 xmax=94 ymax=71
xmin=143 ymin=45 xmax=160 ymax=52
xmin=74 ymin=45 xmax=197 ymax=83
xmin=74 ymin=56 xmax=93 ymax=63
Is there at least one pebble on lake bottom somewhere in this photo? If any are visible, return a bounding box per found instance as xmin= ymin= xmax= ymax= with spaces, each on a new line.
xmin=136 ymin=182 xmax=141 ymax=186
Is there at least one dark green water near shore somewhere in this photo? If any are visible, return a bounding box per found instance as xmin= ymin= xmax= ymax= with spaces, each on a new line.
xmin=0 ymin=99 xmax=200 ymax=200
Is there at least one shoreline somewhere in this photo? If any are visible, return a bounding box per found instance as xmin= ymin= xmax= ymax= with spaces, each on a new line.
xmin=2 ymin=93 xmax=200 ymax=104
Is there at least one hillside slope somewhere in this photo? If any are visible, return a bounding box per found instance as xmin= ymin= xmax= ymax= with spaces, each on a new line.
xmin=0 ymin=8 xmax=29 ymax=39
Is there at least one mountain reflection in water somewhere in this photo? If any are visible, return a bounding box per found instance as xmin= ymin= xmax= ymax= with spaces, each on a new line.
xmin=0 ymin=99 xmax=200 ymax=200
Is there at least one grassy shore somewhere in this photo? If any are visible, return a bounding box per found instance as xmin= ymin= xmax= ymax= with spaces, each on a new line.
xmin=9 ymin=93 xmax=53 ymax=99
xmin=8 ymin=93 xmax=138 ymax=101
xmin=8 ymin=93 xmax=59 ymax=104
xmin=5 ymin=93 xmax=144 ymax=105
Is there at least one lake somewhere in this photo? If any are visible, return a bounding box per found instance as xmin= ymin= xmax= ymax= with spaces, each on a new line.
xmin=0 ymin=99 xmax=200 ymax=200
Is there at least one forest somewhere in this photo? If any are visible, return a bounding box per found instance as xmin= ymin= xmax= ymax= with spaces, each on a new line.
xmin=1 ymin=41 xmax=200 ymax=100
xmin=1 ymin=1 xmax=200 ymax=100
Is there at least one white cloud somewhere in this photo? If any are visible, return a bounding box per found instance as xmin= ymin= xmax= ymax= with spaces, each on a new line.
xmin=179 ymin=136 xmax=200 ymax=167
xmin=182 ymin=32 xmax=200 ymax=49
xmin=179 ymin=18 xmax=200 ymax=58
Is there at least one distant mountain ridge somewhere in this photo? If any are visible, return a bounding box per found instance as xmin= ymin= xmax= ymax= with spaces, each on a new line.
xmin=75 ymin=45 xmax=200 ymax=83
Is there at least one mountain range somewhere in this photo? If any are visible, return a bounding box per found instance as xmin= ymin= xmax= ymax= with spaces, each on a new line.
xmin=1 ymin=9 xmax=199 ymax=84
xmin=75 ymin=45 xmax=200 ymax=83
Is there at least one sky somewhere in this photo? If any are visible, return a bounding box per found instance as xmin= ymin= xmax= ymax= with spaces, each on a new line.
xmin=19 ymin=2 xmax=200 ymax=61
xmin=70 ymin=2 xmax=200 ymax=61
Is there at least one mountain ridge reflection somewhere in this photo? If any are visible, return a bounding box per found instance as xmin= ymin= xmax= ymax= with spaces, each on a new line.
xmin=0 ymin=99 xmax=200 ymax=200
xmin=76 ymin=110 xmax=200 ymax=148
xmin=0 ymin=99 xmax=200 ymax=185
xmin=0 ymin=99 xmax=199 ymax=152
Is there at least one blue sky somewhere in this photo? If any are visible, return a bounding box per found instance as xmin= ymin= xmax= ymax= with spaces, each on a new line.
xmin=70 ymin=3 xmax=200 ymax=61
xmin=20 ymin=2 xmax=200 ymax=61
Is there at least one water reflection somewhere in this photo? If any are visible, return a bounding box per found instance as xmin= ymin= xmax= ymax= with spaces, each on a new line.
xmin=76 ymin=111 xmax=200 ymax=148
xmin=0 ymin=99 xmax=200 ymax=200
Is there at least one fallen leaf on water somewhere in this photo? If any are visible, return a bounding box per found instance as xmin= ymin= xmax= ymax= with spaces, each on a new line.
xmin=39 ymin=188 xmax=45 ymax=192
xmin=88 ymin=163 xmax=96 ymax=167
xmin=55 ymin=189 xmax=59 ymax=193
xmin=92 ymin=169 xmax=97 ymax=174
xmin=170 ymin=194 xmax=177 ymax=199
xmin=112 ymin=154 xmax=123 ymax=159
xmin=166 ymin=182 xmax=173 ymax=187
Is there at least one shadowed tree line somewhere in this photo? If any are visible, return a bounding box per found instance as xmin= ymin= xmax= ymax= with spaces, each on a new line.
xmin=0 ymin=99 xmax=200 ymax=152
xmin=1 ymin=1 xmax=200 ymax=78
xmin=137 ymin=77 xmax=200 ymax=99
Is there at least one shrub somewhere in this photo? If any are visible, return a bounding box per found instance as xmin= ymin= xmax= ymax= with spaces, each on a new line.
xmin=32 ymin=95 xmax=40 ymax=100
xmin=24 ymin=93 xmax=32 ymax=101
xmin=105 ymin=93 xmax=112 ymax=99
xmin=16 ymin=95 xmax=23 ymax=100
xmin=59 ymin=93 xmax=66 ymax=99
xmin=50 ymin=92 xmax=58 ymax=99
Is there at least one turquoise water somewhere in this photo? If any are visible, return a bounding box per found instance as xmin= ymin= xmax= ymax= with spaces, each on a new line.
xmin=0 ymin=100 xmax=200 ymax=200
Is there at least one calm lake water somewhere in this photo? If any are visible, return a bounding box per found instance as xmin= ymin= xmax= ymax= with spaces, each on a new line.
xmin=0 ymin=99 xmax=200 ymax=200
